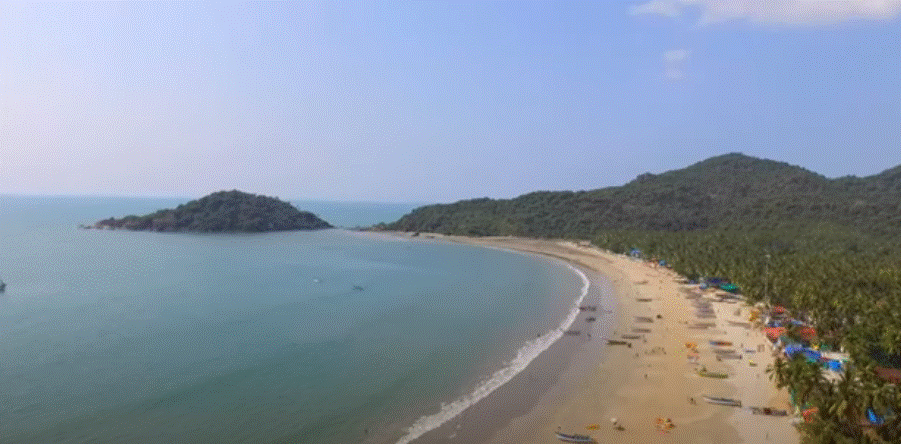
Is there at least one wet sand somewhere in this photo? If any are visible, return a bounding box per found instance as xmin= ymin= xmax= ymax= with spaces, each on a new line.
xmin=402 ymin=234 xmax=798 ymax=444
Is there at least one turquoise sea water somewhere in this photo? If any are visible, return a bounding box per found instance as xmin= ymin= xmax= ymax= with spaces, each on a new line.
xmin=0 ymin=196 xmax=581 ymax=444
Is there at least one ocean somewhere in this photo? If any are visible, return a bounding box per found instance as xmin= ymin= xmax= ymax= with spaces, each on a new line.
xmin=0 ymin=196 xmax=585 ymax=444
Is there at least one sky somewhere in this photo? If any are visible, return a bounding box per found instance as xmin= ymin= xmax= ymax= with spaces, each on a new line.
xmin=2 ymin=1 xmax=899 ymax=203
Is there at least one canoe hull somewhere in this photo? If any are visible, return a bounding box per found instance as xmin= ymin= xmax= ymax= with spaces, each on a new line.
xmin=555 ymin=431 xmax=595 ymax=443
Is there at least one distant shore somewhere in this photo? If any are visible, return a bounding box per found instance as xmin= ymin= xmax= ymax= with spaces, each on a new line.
xmin=394 ymin=233 xmax=798 ymax=444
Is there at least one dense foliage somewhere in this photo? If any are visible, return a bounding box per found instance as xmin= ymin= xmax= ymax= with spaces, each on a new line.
xmin=387 ymin=153 xmax=901 ymax=241
xmin=95 ymin=190 xmax=332 ymax=232
xmin=387 ymin=153 xmax=901 ymax=443
xmin=593 ymin=228 xmax=901 ymax=443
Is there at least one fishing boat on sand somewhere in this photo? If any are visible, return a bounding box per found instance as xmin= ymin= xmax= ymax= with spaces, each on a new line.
xmin=697 ymin=369 xmax=729 ymax=379
xmin=555 ymin=431 xmax=594 ymax=443
xmin=712 ymin=348 xmax=737 ymax=354
xmin=727 ymin=320 xmax=752 ymax=328
xmin=703 ymin=395 xmax=742 ymax=407
xmin=750 ymin=407 xmax=788 ymax=416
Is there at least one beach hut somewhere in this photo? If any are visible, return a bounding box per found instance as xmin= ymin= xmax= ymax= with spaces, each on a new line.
xmin=865 ymin=408 xmax=891 ymax=426
xmin=875 ymin=367 xmax=901 ymax=384
xmin=719 ymin=283 xmax=739 ymax=293
xmin=802 ymin=407 xmax=819 ymax=423
xmin=765 ymin=327 xmax=786 ymax=342
xmin=799 ymin=326 xmax=817 ymax=342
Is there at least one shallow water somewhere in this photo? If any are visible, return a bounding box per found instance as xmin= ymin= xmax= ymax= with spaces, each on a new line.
xmin=0 ymin=196 xmax=580 ymax=443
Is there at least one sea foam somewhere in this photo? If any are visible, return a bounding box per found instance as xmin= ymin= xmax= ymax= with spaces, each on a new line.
xmin=395 ymin=263 xmax=590 ymax=444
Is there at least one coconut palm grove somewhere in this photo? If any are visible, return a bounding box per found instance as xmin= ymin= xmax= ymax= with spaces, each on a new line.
xmin=387 ymin=154 xmax=901 ymax=443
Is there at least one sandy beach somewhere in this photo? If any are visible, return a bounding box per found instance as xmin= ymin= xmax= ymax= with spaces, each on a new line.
xmin=405 ymin=234 xmax=798 ymax=444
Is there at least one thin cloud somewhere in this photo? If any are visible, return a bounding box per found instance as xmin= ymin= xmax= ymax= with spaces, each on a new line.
xmin=631 ymin=0 xmax=901 ymax=25
xmin=664 ymin=49 xmax=690 ymax=80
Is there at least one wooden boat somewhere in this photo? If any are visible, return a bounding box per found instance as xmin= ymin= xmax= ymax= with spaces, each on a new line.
xmin=709 ymin=340 xmax=733 ymax=346
xmin=635 ymin=316 xmax=654 ymax=323
xmin=697 ymin=369 xmax=729 ymax=379
xmin=636 ymin=298 xmax=653 ymax=302
xmin=555 ymin=431 xmax=594 ymax=443
xmin=750 ymin=407 xmax=788 ymax=416
xmin=632 ymin=328 xmax=651 ymax=333
xmin=586 ymin=317 xmax=597 ymax=322
xmin=607 ymin=340 xmax=631 ymax=347
xmin=703 ymin=395 xmax=742 ymax=407
xmin=712 ymin=348 xmax=737 ymax=354
xmin=0 ymin=279 xmax=5 ymax=292
xmin=621 ymin=334 xmax=642 ymax=340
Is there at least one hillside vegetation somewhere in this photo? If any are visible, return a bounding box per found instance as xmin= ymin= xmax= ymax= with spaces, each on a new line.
xmin=94 ymin=190 xmax=332 ymax=232
xmin=387 ymin=153 xmax=901 ymax=240
xmin=387 ymin=153 xmax=901 ymax=443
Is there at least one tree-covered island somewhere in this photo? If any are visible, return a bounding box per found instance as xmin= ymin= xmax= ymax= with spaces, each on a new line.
xmin=93 ymin=190 xmax=332 ymax=232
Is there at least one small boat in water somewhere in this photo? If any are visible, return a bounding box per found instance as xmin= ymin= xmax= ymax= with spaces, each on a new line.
xmin=0 ymin=279 xmax=5 ymax=292
xmin=703 ymin=395 xmax=742 ymax=407
xmin=555 ymin=431 xmax=594 ymax=443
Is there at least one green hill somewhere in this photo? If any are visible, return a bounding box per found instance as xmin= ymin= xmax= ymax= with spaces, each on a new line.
xmin=94 ymin=190 xmax=332 ymax=232
xmin=388 ymin=153 xmax=901 ymax=444
xmin=387 ymin=153 xmax=901 ymax=239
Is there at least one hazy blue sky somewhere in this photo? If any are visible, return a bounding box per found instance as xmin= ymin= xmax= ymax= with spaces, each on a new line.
xmin=2 ymin=1 xmax=899 ymax=202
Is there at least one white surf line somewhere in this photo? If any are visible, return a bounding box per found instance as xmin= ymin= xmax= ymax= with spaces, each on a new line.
xmin=395 ymin=261 xmax=590 ymax=444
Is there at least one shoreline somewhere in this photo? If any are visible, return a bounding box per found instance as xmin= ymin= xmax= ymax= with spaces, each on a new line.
xmin=395 ymin=233 xmax=798 ymax=444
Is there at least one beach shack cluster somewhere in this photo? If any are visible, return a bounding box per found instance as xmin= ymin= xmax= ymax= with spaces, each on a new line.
xmin=759 ymin=304 xmax=899 ymax=428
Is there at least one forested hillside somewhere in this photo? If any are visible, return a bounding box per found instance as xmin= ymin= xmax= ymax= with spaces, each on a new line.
xmin=388 ymin=152 xmax=901 ymax=443
xmin=387 ymin=153 xmax=901 ymax=240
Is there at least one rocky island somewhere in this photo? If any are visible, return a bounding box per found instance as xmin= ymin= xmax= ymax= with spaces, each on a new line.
xmin=92 ymin=190 xmax=332 ymax=232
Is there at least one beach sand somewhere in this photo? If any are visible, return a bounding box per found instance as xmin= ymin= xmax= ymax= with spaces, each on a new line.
xmin=404 ymin=234 xmax=798 ymax=444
